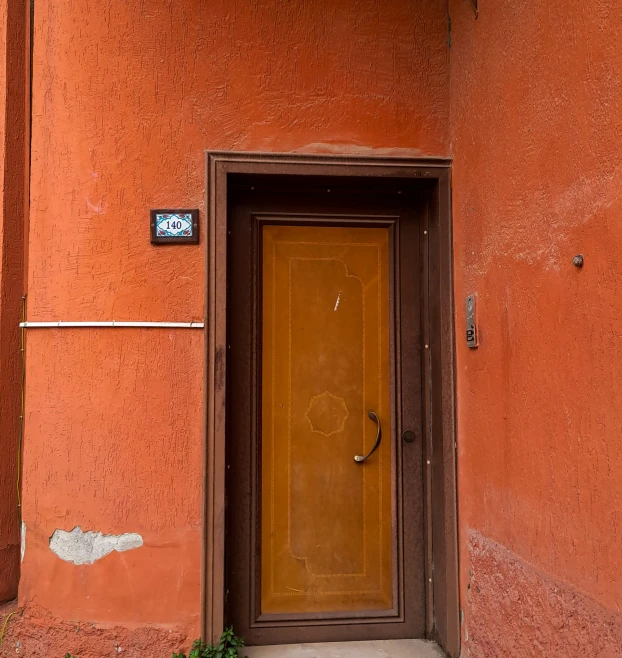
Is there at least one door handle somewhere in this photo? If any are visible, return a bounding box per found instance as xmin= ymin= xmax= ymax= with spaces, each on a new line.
xmin=354 ymin=411 xmax=382 ymax=463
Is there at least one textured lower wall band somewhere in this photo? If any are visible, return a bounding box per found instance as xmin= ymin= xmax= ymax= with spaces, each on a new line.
xmin=465 ymin=531 xmax=622 ymax=658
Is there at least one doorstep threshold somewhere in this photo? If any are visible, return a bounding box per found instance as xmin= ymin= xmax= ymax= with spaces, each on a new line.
xmin=245 ymin=639 xmax=445 ymax=658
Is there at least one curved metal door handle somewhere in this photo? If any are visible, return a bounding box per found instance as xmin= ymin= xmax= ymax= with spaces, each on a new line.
xmin=354 ymin=411 xmax=382 ymax=463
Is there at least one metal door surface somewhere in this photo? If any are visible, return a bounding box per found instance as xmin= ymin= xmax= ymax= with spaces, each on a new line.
xmin=226 ymin=178 xmax=425 ymax=646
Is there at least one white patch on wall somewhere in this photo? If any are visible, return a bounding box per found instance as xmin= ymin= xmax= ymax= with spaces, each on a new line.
xmin=49 ymin=526 xmax=143 ymax=565
xmin=21 ymin=521 xmax=26 ymax=562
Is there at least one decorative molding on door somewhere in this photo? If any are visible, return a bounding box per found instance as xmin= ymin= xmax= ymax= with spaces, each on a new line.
xmin=304 ymin=391 xmax=350 ymax=437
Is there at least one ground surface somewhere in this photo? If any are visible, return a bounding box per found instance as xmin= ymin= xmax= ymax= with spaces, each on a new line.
xmin=245 ymin=639 xmax=445 ymax=658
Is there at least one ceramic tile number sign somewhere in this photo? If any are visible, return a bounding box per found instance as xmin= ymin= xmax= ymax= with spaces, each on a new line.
xmin=150 ymin=209 xmax=199 ymax=244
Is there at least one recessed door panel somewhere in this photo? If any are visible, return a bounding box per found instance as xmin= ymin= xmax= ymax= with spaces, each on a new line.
xmin=261 ymin=225 xmax=392 ymax=615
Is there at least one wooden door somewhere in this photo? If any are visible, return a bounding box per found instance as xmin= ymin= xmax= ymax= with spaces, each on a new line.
xmin=226 ymin=178 xmax=426 ymax=646
xmin=262 ymin=224 xmax=392 ymax=616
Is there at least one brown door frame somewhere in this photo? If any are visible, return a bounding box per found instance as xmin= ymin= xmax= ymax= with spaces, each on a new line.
xmin=203 ymin=152 xmax=459 ymax=657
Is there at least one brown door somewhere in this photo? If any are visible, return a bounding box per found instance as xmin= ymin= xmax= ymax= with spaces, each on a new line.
xmin=226 ymin=176 xmax=426 ymax=645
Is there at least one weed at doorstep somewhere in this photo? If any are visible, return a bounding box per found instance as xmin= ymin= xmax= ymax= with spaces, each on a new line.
xmin=172 ymin=626 xmax=248 ymax=658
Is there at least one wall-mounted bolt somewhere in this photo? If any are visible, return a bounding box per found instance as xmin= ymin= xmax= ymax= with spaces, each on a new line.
xmin=572 ymin=254 xmax=584 ymax=268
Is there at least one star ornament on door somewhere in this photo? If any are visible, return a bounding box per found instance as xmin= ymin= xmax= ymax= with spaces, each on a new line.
xmin=150 ymin=209 xmax=199 ymax=244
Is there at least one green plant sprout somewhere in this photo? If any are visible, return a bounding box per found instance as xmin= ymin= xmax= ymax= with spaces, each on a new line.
xmin=173 ymin=626 xmax=248 ymax=658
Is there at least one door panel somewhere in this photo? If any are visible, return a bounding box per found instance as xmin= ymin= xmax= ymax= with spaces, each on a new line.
xmin=225 ymin=179 xmax=425 ymax=646
xmin=261 ymin=226 xmax=392 ymax=616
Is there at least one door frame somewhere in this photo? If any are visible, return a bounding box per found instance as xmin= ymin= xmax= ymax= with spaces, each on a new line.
xmin=203 ymin=151 xmax=459 ymax=657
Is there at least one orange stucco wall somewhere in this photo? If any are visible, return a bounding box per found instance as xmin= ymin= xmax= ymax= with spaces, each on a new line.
xmin=0 ymin=0 xmax=26 ymax=604
xmin=3 ymin=1 xmax=620 ymax=656
xmin=4 ymin=1 xmax=449 ymax=655
xmin=0 ymin=0 xmax=14 ymax=603
xmin=450 ymin=0 xmax=622 ymax=655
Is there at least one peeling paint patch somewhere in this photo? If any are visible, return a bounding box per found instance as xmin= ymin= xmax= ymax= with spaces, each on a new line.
xmin=49 ymin=527 xmax=143 ymax=565
xmin=21 ymin=521 xmax=26 ymax=562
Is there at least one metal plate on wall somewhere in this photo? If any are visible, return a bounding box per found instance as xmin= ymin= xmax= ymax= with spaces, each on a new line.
xmin=466 ymin=294 xmax=478 ymax=348
xmin=150 ymin=209 xmax=199 ymax=244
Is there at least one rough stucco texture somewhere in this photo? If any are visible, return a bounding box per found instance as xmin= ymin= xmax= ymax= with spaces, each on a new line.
xmin=0 ymin=0 xmax=26 ymax=604
xmin=0 ymin=0 xmax=15 ymax=604
xmin=27 ymin=0 xmax=448 ymax=324
xmin=1 ymin=604 xmax=190 ymax=658
xmin=450 ymin=0 xmax=622 ymax=655
xmin=467 ymin=531 xmax=622 ymax=658
xmin=11 ymin=0 xmax=449 ymax=653
xmin=20 ymin=330 xmax=203 ymax=625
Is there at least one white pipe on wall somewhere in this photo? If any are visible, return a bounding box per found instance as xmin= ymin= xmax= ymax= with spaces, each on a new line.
xmin=20 ymin=321 xmax=205 ymax=328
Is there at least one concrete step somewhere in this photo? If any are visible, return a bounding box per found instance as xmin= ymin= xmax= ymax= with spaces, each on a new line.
xmin=245 ymin=639 xmax=445 ymax=658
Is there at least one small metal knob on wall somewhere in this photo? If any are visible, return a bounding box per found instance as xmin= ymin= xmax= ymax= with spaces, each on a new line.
xmin=573 ymin=254 xmax=584 ymax=268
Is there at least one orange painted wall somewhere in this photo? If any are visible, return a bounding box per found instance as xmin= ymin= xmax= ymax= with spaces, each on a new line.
xmin=450 ymin=0 xmax=622 ymax=655
xmin=0 ymin=0 xmax=26 ymax=604
xmin=0 ymin=0 xmax=14 ymax=602
xmin=11 ymin=0 xmax=449 ymax=654
xmin=13 ymin=1 xmax=620 ymax=656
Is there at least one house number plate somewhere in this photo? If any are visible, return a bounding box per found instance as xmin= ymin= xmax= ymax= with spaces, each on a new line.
xmin=150 ymin=209 xmax=199 ymax=244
